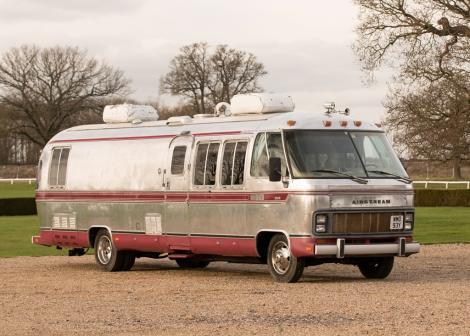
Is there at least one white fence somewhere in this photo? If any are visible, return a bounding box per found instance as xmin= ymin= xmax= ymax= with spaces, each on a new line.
xmin=413 ymin=181 xmax=470 ymax=189
xmin=0 ymin=178 xmax=36 ymax=184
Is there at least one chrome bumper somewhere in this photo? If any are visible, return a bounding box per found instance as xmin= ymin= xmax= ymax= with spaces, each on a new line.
xmin=314 ymin=238 xmax=420 ymax=258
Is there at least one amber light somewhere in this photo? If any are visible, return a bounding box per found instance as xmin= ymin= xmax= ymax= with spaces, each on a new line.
xmin=340 ymin=120 xmax=348 ymax=127
xmin=354 ymin=120 xmax=362 ymax=127
xmin=287 ymin=120 xmax=296 ymax=126
xmin=375 ymin=123 xmax=382 ymax=128
xmin=323 ymin=120 xmax=332 ymax=127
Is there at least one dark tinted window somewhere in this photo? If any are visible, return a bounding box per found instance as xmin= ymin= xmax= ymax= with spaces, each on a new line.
xmin=194 ymin=144 xmax=208 ymax=185
xmin=57 ymin=148 xmax=70 ymax=185
xmin=233 ymin=142 xmax=247 ymax=185
xmin=171 ymin=146 xmax=186 ymax=175
xmin=221 ymin=142 xmax=236 ymax=185
xmin=48 ymin=147 xmax=70 ymax=187
xmin=250 ymin=133 xmax=285 ymax=177
xmin=205 ymin=143 xmax=219 ymax=185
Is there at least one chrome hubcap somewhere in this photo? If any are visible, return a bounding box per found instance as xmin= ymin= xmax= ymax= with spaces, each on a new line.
xmin=97 ymin=235 xmax=112 ymax=265
xmin=271 ymin=241 xmax=291 ymax=274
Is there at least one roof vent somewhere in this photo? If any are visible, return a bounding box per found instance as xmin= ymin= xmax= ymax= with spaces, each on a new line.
xmin=103 ymin=104 xmax=159 ymax=123
xmin=230 ymin=93 xmax=295 ymax=115
xmin=166 ymin=116 xmax=193 ymax=126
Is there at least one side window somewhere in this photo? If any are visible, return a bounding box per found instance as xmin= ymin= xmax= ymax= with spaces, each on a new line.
xmin=250 ymin=133 xmax=286 ymax=177
xmin=221 ymin=141 xmax=247 ymax=186
xmin=250 ymin=133 xmax=269 ymax=177
xmin=48 ymin=147 xmax=70 ymax=188
xmin=193 ymin=142 xmax=220 ymax=186
xmin=171 ymin=146 xmax=186 ymax=175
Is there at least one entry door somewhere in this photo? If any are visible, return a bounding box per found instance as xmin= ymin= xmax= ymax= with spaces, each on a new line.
xmin=164 ymin=136 xmax=193 ymax=250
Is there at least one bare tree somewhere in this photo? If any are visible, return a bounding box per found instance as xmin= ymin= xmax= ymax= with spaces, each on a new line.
xmin=160 ymin=43 xmax=211 ymax=114
xmin=208 ymin=45 xmax=267 ymax=104
xmin=385 ymin=77 xmax=470 ymax=178
xmin=0 ymin=45 xmax=131 ymax=147
xmin=354 ymin=0 xmax=470 ymax=90
xmin=160 ymin=42 xmax=267 ymax=114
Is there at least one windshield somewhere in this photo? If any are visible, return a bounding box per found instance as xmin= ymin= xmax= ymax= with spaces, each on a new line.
xmin=284 ymin=130 xmax=407 ymax=179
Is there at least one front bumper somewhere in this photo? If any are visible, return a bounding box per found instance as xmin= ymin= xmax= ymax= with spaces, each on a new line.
xmin=315 ymin=237 xmax=420 ymax=258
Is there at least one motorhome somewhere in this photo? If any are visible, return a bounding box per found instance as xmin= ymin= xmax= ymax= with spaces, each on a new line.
xmin=33 ymin=94 xmax=420 ymax=283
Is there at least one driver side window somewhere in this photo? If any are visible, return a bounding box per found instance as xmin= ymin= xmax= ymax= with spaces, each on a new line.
xmin=250 ymin=132 xmax=286 ymax=177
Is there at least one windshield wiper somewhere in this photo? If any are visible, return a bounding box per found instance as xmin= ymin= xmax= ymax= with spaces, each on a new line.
xmin=311 ymin=169 xmax=368 ymax=184
xmin=367 ymin=170 xmax=412 ymax=184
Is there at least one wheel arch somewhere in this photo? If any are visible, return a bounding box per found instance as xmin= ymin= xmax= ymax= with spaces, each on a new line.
xmin=88 ymin=225 xmax=113 ymax=248
xmin=255 ymin=230 xmax=290 ymax=262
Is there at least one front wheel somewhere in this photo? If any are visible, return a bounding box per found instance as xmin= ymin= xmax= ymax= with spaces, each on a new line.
xmin=267 ymin=234 xmax=304 ymax=283
xmin=358 ymin=257 xmax=394 ymax=279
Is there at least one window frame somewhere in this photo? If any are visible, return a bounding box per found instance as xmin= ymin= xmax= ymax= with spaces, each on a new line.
xmin=170 ymin=145 xmax=187 ymax=176
xmin=250 ymin=132 xmax=287 ymax=179
xmin=192 ymin=141 xmax=221 ymax=188
xmin=220 ymin=139 xmax=249 ymax=188
xmin=48 ymin=146 xmax=71 ymax=189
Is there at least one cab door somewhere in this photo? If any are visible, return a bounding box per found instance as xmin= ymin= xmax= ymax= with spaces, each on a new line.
xmin=164 ymin=136 xmax=193 ymax=250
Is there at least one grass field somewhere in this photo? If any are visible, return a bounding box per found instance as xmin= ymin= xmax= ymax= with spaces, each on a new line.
xmin=0 ymin=182 xmax=36 ymax=198
xmin=0 ymin=207 xmax=468 ymax=257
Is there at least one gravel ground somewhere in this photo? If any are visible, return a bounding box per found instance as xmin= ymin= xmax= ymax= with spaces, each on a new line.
xmin=0 ymin=244 xmax=469 ymax=336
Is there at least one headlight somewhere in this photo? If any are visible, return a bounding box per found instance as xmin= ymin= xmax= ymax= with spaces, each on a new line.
xmin=315 ymin=214 xmax=328 ymax=233
xmin=404 ymin=212 xmax=414 ymax=230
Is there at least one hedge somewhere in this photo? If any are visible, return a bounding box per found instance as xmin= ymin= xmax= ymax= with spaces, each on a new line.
xmin=414 ymin=189 xmax=470 ymax=207
xmin=0 ymin=198 xmax=37 ymax=216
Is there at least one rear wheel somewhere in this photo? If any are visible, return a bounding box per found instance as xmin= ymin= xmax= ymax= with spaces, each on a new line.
xmin=358 ymin=257 xmax=394 ymax=279
xmin=94 ymin=229 xmax=127 ymax=272
xmin=267 ymin=234 xmax=304 ymax=283
xmin=175 ymin=259 xmax=210 ymax=268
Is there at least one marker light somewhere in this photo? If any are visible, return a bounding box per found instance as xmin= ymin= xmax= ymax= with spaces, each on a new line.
xmin=323 ymin=120 xmax=332 ymax=127
xmin=287 ymin=120 xmax=296 ymax=126
xmin=354 ymin=120 xmax=362 ymax=127
xmin=340 ymin=120 xmax=348 ymax=127
xmin=375 ymin=123 xmax=382 ymax=128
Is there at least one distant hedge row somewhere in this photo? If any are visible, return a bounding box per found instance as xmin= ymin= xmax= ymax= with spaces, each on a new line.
xmin=0 ymin=198 xmax=37 ymax=216
xmin=0 ymin=190 xmax=469 ymax=216
xmin=414 ymin=189 xmax=470 ymax=207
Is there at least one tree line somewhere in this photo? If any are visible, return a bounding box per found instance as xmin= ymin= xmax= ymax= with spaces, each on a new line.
xmin=0 ymin=43 xmax=266 ymax=164
xmin=1 ymin=1 xmax=469 ymax=179
xmin=354 ymin=0 xmax=469 ymax=178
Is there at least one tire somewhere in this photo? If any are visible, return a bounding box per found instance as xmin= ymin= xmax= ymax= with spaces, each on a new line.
xmin=358 ymin=257 xmax=394 ymax=279
xmin=267 ymin=234 xmax=304 ymax=283
xmin=121 ymin=253 xmax=136 ymax=271
xmin=175 ymin=259 xmax=210 ymax=268
xmin=94 ymin=229 xmax=127 ymax=272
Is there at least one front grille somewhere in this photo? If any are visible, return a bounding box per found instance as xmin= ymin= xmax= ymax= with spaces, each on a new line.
xmin=330 ymin=211 xmax=404 ymax=234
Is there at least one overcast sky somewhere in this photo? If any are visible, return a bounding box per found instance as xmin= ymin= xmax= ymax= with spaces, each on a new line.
xmin=0 ymin=0 xmax=390 ymax=121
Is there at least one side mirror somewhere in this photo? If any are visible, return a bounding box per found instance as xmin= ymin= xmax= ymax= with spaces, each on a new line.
xmin=269 ymin=157 xmax=282 ymax=182
xmin=399 ymin=157 xmax=408 ymax=171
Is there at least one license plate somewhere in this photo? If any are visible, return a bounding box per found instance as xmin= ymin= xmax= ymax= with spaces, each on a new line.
xmin=390 ymin=215 xmax=404 ymax=230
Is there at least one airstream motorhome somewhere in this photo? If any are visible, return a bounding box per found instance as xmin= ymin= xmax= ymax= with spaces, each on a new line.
xmin=33 ymin=93 xmax=420 ymax=283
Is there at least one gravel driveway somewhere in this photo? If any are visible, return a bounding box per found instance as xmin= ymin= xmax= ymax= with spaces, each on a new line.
xmin=0 ymin=244 xmax=469 ymax=335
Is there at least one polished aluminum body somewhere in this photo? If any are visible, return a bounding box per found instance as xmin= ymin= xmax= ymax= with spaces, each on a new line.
xmin=34 ymin=110 xmax=418 ymax=259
